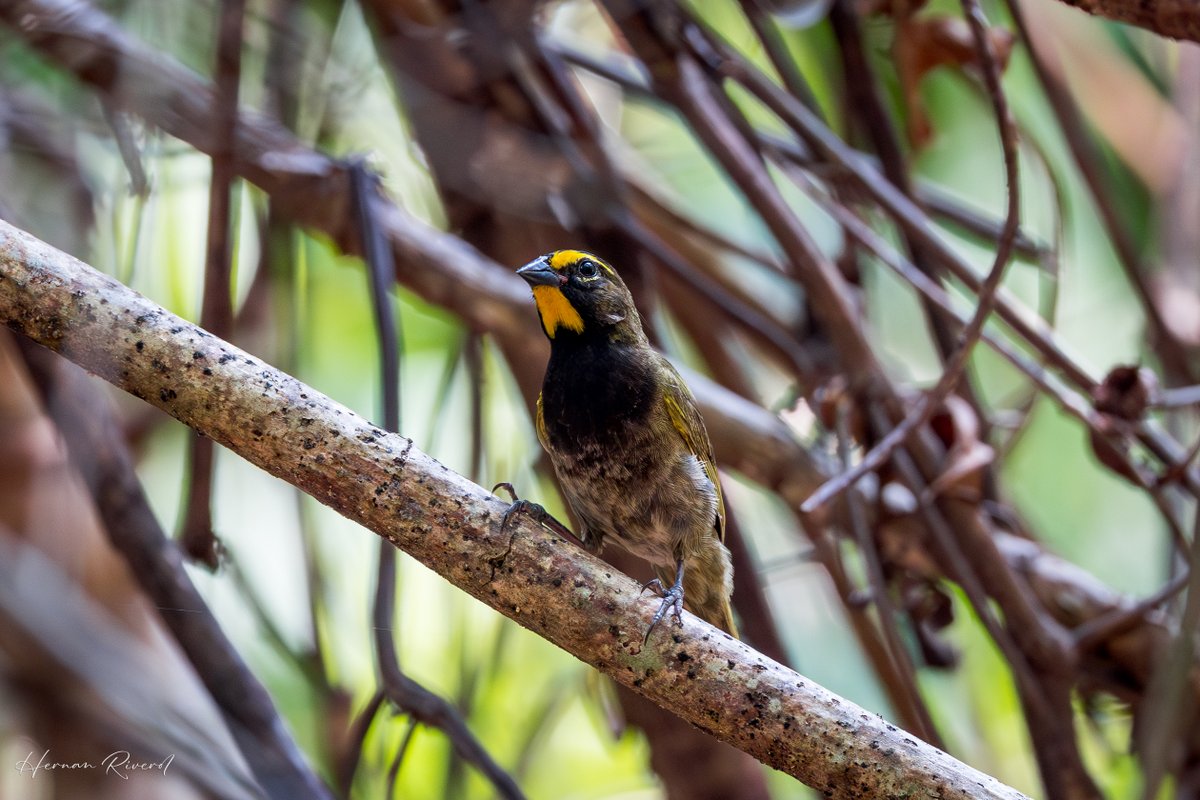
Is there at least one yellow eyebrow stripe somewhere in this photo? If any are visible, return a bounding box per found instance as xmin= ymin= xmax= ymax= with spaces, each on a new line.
xmin=531 ymin=285 xmax=585 ymax=338
xmin=548 ymin=249 xmax=615 ymax=276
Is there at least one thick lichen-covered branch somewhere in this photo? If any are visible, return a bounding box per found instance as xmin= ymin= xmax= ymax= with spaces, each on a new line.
xmin=1049 ymin=0 xmax=1199 ymax=43
xmin=0 ymin=220 xmax=1029 ymax=799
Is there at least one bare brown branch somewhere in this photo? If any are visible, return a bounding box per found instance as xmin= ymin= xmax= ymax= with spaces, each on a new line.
xmin=1043 ymin=0 xmax=1200 ymax=44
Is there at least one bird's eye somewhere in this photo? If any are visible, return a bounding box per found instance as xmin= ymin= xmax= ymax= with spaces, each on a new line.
xmin=578 ymin=260 xmax=599 ymax=279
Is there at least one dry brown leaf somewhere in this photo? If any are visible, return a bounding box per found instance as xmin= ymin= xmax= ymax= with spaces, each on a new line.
xmin=924 ymin=395 xmax=995 ymax=502
xmin=893 ymin=14 xmax=1015 ymax=148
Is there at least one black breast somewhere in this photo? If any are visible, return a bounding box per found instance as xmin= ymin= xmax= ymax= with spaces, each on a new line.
xmin=541 ymin=340 xmax=658 ymax=450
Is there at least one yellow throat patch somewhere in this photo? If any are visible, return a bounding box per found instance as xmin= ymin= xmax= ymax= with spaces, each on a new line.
xmin=532 ymin=285 xmax=584 ymax=338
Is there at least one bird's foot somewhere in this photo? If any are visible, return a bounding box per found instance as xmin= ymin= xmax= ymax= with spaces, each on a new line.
xmin=492 ymin=483 xmax=575 ymax=541
xmin=639 ymin=577 xmax=685 ymax=643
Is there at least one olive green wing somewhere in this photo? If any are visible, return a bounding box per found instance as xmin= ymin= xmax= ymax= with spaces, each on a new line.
xmin=660 ymin=361 xmax=726 ymax=543
xmin=535 ymin=392 xmax=549 ymax=450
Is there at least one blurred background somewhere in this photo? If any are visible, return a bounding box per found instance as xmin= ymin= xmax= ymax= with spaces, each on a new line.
xmin=0 ymin=0 xmax=1197 ymax=797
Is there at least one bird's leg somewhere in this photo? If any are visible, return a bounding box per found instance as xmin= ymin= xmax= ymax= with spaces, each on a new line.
xmin=640 ymin=558 xmax=686 ymax=642
xmin=491 ymin=482 xmax=578 ymax=544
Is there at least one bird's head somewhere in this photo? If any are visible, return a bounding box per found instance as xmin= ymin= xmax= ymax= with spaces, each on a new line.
xmin=517 ymin=250 xmax=643 ymax=343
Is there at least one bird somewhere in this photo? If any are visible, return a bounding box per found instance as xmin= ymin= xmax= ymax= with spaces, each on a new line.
xmin=514 ymin=249 xmax=736 ymax=639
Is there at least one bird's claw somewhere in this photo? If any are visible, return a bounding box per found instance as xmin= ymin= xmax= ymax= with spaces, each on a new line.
xmin=502 ymin=498 xmax=545 ymax=533
xmin=492 ymin=483 xmax=575 ymax=541
xmin=640 ymin=578 xmax=685 ymax=642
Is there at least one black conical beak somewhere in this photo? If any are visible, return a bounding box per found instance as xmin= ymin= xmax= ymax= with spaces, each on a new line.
xmin=517 ymin=257 xmax=563 ymax=288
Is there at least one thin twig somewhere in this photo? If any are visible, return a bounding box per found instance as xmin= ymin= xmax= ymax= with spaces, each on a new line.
xmin=385 ymin=718 xmax=419 ymax=800
xmin=351 ymin=159 xmax=524 ymax=800
xmin=822 ymin=0 xmax=996 ymax=452
xmin=834 ymin=400 xmax=943 ymax=748
xmin=802 ymin=0 xmax=1022 ymax=515
xmin=1003 ymin=0 xmax=1195 ymax=386
xmin=181 ymin=0 xmax=246 ymax=568
xmin=338 ymin=691 xmax=384 ymax=795
xmin=729 ymin=35 xmax=1200 ymax=507
xmin=1073 ymin=570 xmax=1190 ymax=652
xmin=547 ymin=39 xmax=1052 ymax=269
xmin=799 ymin=509 xmax=945 ymax=743
xmin=615 ymin=214 xmax=819 ymax=381
xmin=717 ymin=50 xmax=1097 ymax=393
xmin=465 ymin=331 xmax=484 ymax=482
xmin=743 ymin=1 xmax=822 ymax=113
xmin=1138 ymin=506 xmax=1200 ymax=797
xmin=789 ymin=168 xmax=1194 ymax=560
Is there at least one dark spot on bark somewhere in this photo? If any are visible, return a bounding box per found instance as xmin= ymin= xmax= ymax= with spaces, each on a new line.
xmin=676 ymin=652 xmax=691 ymax=663
xmin=159 ymin=388 xmax=176 ymax=402
xmin=302 ymin=438 xmax=316 ymax=450
xmin=315 ymin=454 xmax=325 ymax=463
xmin=300 ymin=418 xmax=314 ymax=426
xmin=219 ymin=354 xmax=234 ymax=364
xmin=552 ymin=577 xmax=562 ymax=587
xmin=135 ymin=341 xmax=144 ymax=351
xmin=193 ymin=351 xmax=204 ymax=360
xmin=169 ymin=326 xmax=183 ymax=334
xmin=203 ymin=368 xmax=212 ymax=376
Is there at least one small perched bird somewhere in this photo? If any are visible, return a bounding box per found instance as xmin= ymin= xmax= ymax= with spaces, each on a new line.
xmin=516 ymin=249 xmax=736 ymax=638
